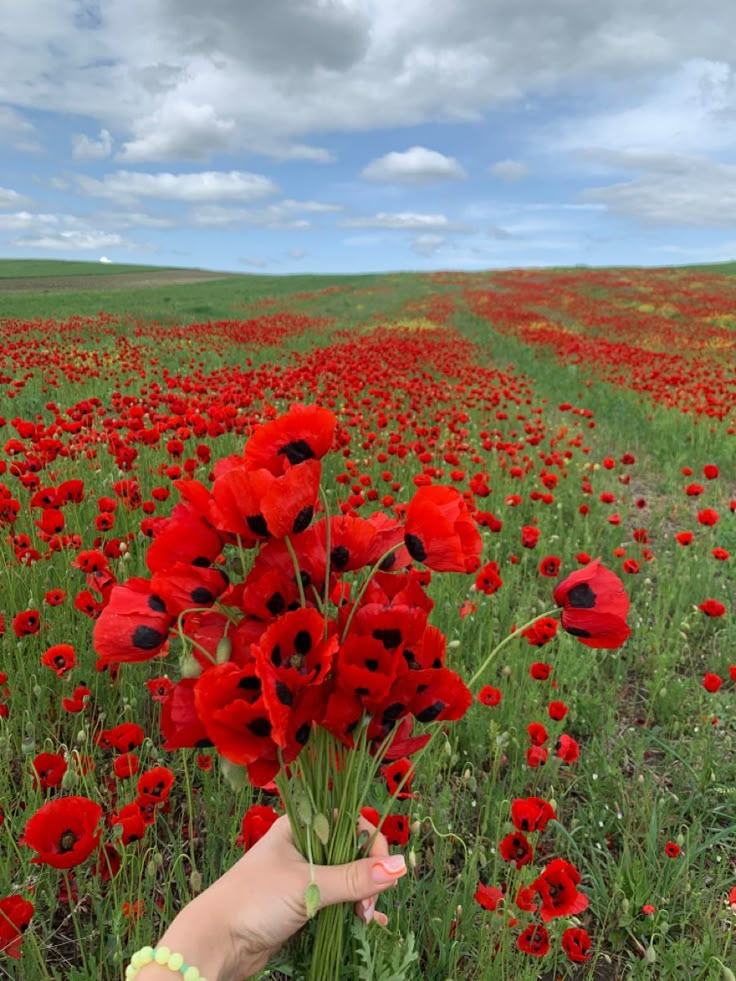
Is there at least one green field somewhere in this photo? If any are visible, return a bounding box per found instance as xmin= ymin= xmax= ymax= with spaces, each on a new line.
xmin=0 ymin=263 xmax=734 ymax=980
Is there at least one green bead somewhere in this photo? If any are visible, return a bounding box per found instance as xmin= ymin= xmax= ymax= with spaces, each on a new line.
xmin=155 ymin=946 xmax=171 ymax=964
xmin=168 ymin=952 xmax=184 ymax=971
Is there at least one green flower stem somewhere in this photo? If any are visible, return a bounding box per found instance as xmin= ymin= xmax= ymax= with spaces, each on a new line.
xmin=467 ymin=606 xmax=561 ymax=689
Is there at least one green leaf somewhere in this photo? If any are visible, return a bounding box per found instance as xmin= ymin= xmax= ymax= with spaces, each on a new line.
xmin=305 ymin=882 xmax=321 ymax=919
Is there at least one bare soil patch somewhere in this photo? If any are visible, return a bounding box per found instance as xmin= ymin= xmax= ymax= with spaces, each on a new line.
xmin=0 ymin=268 xmax=239 ymax=293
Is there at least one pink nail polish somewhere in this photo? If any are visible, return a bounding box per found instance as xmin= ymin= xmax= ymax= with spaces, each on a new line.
xmin=371 ymin=855 xmax=407 ymax=884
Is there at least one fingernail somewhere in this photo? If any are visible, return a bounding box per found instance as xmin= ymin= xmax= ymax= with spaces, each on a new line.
xmin=360 ymin=898 xmax=375 ymax=922
xmin=371 ymin=855 xmax=407 ymax=884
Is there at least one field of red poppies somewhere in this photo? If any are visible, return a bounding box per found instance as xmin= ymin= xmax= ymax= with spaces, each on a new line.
xmin=0 ymin=265 xmax=734 ymax=979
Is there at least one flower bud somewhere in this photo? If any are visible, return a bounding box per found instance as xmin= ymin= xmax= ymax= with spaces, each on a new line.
xmin=189 ymin=870 xmax=203 ymax=894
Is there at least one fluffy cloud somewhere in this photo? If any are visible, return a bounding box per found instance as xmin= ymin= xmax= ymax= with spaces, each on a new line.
xmin=361 ymin=147 xmax=466 ymax=184
xmin=0 ymin=187 xmax=31 ymax=209
xmin=12 ymin=229 xmax=140 ymax=251
xmin=490 ymin=159 xmax=529 ymax=181
xmin=343 ymin=212 xmax=467 ymax=231
xmin=412 ymin=234 xmax=445 ymax=255
xmin=7 ymin=1 xmax=736 ymax=162
xmin=76 ymin=170 xmax=278 ymax=203
xmin=0 ymin=209 xmax=147 ymax=251
xmin=0 ymin=106 xmax=40 ymax=152
xmin=584 ymin=154 xmax=736 ymax=226
xmin=190 ymin=198 xmax=340 ymax=228
xmin=72 ymin=128 xmax=113 ymax=160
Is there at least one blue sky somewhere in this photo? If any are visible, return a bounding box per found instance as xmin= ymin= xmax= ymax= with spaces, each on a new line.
xmin=2 ymin=0 xmax=736 ymax=274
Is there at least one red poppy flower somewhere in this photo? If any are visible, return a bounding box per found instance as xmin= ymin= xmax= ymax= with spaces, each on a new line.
xmin=31 ymin=752 xmax=67 ymax=790
xmin=697 ymin=508 xmax=719 ymax=526
xmin=146 ymin=508 xmax=223 ymax=574
xmin=160 ymin=678 xmax=213 ymax=751
xmin=477 ymin=685 xmax=502 ymax=707
xmin=244 ymin=403 xmax=336 ymax=476
xmin=240 ymin=804 xmax=280 ymax=851
xmin=521 ymin=525 xmax=540 ymax=549
xmin=548 ymin=700 xmax=568 ymax=721
xmin=12 ymin=610 xmax=41 ymax=638
xmin=556 ymin=733 xmax=580 ymax=763
xmin=522 ymin=617 xmax=558 ymax=647
xmin=474 ymin=883 xmax=504 ymax=911
xmin=664 ymin=841 xmax=681 ymax=858
xmin=517 ymin=923 xmax=550 ymax=957
xmin=45 ymin=589 xmax=67 ymax=606
xmin=538 ymin=555 xmax=561 ymax=577
xmin=499 ymin=832 xmax=534 ymax=869
xmin=561 ymin=926 xmax=592 ymax=963
xmin=526 ymin=745 xmax=548 ymax=767
xmin=553 ymin=558 xmax=631 ymax=649
xmin=404 ymin=485 xmax=482 ymax=573
xmin=527 ymin=722 xmax=548 ymax=746
xmin=41 ymin=643 xmax=76 ymax=677
xmin=111 ymin=803 xmax=147 ymax=845
xmin=62 ymin=685 xmax=91 ymax=713
xmin=212 ymin=460 xmax=320 ymax=540
xmin=145 ymin=676 xmax=174 ymax=702
xmin=532 ymin=858 xmax=588 ymax=921
xmin=21 ymin=796 xmax=103 ymax=869
xmin=699 ymin=599 xmax=726 ymax=618
xmin=102 ymin=722 xmax=145 ymax=753
xmin=515 ymin=885 xmax=538 ymax=912
xmin=0 ymin=895 xmax=34 ymax=959
xmin=137 ymin=766 xmax=175 ymax=803
xmin=703 ymin=673 xmax=723 ymax=693
xmin=93 ymin=578 xmax=173 ymax=666
xmin=475 ymin=561 xmax=503 ymax=595
xmin=150 ymin=562 xmax=229 ymax=618
xmin=194 ymin=662 xmax=275 ymax=766
xmin=675 ymin=531 xmax=693 ymax=546
xmin=511 ymin=797 xmax=556 ymax=833
xmin=530 ymin=662 xmax=552 ymax=681
xmin=113 ymin=753 xmax=139 ymax=779
xmin=382 ymin=758 xmax=416 ymax=799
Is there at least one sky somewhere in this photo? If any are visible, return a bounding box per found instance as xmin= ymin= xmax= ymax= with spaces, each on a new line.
xmin=1 ymin=0 xmax=736 ymax=274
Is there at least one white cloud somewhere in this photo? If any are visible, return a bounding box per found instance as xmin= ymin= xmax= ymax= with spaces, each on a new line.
xmin=584 ymin=154 xmax=736 ymax=226
xmin=118 ymin=103 xmax=236 ymax=162
xmin=343 ymin=212 xmax=467 ymax=231
xmin=72 ymin=128 xmax=113 ymax=160
xmin=99 ymin=255 xmax=113 ymax=263
xmin=12 ymin=229 xmax=140 ymax=251
xmin=0 ymin=187 xmax=31 ymax=209
xmin=0 ymin=209 xmax=150 ymax=251
xmin=239 ymin=255 xmax=269 ymax=268
xmin=412 ymin=233 xmax=445 ymax=255
xmin=361 ymin=146 xmax=466 ymax=184
xmin=0 ymin=106 xmax=40 ymax=152
xmin=191 ymin=204 xmax=310 ymax=229
xmin=11 ymin=1 xmax=736 ymax=164
xmin=288 ymin=247 xmax=307 ymax=259
xmin=490 ymin=159 xmax=529 ymax=181
xmin=77 ymin=170 xmax=278 ymax=203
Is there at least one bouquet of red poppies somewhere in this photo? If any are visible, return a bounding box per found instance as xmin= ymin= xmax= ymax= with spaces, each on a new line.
xmin=92 ymin=403 xmax=483 ymax=978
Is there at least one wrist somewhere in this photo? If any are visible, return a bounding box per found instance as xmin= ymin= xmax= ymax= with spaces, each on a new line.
xmin=132 ymin=896 xmax=232 ymax=981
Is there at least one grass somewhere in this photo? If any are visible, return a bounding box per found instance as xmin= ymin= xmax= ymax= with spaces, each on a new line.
xmin=0 ymin=266 xmax=735 ymax=980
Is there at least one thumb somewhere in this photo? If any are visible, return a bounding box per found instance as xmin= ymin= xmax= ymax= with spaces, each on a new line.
xmin=314 ymin=854 xmax=407 ymax=908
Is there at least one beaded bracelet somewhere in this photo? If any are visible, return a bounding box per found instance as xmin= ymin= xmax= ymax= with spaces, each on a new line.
xmin=125 ymin=945 xmax=207 ymax=981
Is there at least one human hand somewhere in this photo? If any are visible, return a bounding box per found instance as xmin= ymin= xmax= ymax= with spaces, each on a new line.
xmin=146 ymin=814 xmax=406 ymax=981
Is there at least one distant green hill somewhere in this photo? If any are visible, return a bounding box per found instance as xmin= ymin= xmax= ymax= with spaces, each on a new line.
xmin=0 ymin=259 xmax=182 ymax=278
